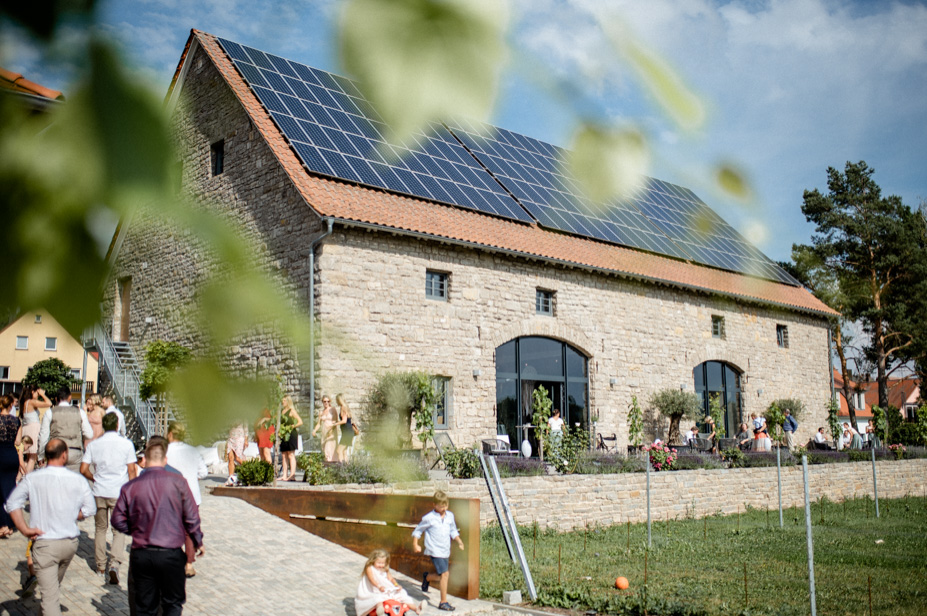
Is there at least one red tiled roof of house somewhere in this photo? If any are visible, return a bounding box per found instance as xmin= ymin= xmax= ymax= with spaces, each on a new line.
xmin=0 ymin=66 xmax=64 ymax=100
xmin=178 ymin=30 xmax=838 ymax=318
xmin=833 ymin=369 xmax=920 ymax=417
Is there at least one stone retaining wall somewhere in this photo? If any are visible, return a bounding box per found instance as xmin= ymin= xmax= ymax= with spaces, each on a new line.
xmin=291 ymin=458 xmax=927 ymax=531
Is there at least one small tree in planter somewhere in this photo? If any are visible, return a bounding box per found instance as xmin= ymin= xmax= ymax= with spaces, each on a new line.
xmin=649 ymin=388 xmax=701 ymax=446
xmin=365 ymin=371 xmax=439 ymax=451
xmin=764 ymin=402 xmax=786 ymax=445
xmin=708 ymin=393 xmax=726 ymax=438
xmin=627 ymin=395 xmax=644 ymax=450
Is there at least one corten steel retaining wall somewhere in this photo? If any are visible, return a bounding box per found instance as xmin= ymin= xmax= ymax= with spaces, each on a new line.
xmin=212 ymin=488 xmax=481 ymax=600
xmin=282 ymin=459 xmax=927 ymax=532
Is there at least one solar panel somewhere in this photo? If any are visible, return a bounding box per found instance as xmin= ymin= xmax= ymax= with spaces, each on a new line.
xmin=445 ymin=119 xmax=799 ymax=285
xmin=216 ymin=38 xmax=533 ymax=224
xmin=446 ymin=119 xmax=691 ymax=261
xmin=216 ymin=37 xmax=798 ymax=286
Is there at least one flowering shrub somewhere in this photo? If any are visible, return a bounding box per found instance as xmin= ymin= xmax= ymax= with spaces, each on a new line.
xmin=643 ymin=444 xmax=677 ymax=471
xmin=889 ymin=443 xmax=907 ymax=460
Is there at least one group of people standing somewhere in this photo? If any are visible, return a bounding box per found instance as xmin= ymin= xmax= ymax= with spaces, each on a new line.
xmin=0 ymin=383 xmax=206 ymax=616
xmin=313 ymin=393 xmax=358 ymax=463
xmin=224 ymin=393 xmax=359 ymax=484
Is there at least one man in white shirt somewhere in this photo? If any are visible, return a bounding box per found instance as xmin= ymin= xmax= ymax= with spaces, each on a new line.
xmin=81 ymin=412 xmax=137 ymax=584
xmin=166 ymin=421 xmax=208 ymax=577
xmin=5 ymin=439 xmax=96 ymax=616
xmin=102 ymin=395 xmax=127 ymax=438
xmin=38 ymin=386 xmax=93 ymax=473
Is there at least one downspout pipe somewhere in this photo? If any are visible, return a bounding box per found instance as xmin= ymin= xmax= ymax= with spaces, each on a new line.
xmin=308 ymin=218 xmax=334 ymax=445
xmin=828 ymin=323 xmax=836 ymax=403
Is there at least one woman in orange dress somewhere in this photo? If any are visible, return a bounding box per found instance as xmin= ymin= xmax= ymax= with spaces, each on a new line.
xmin=254 ymin=408 xmax=275 ymax=465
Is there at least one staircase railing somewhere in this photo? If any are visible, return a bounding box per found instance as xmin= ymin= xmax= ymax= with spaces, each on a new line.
xmin=82 ymin=323 xmax=160 ymax=438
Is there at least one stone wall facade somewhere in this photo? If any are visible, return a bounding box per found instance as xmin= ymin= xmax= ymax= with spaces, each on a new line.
xmin=316 ymin=230 xmax=832 ymax=449
xmin=289 ymin=459 xmax=927 ymax=531
xmin=105 ymin=43 xmax=325 ymax=401
xmin=108 ymin=40 xmax=833 ymax=448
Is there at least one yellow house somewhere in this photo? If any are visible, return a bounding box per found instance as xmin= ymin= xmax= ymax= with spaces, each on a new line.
xmin=0 ymin=310 xmax=99 ymax=398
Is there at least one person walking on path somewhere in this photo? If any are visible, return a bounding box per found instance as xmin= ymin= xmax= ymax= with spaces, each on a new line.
xmin=225 ymin=421 xmax=247 ymax=484
xmin=254 ymin=409 xmax=275 ymax=466
xmin=312 ymin=395 xmax=338 ymax=463
xmin=102 ymin=395 xmax=127 ymax=438
xmin=166 ymin=421 xmax=208 ymax=577
xmin=113 ymin=436 xmax=204 ymax=616
xmin=18 ymin=385 xmax=52 ymax=475
xmin=336 ymin=394 xmax=356 ymax=463
xmin=80 ymin=412 xmax=137 ymax=583
xmin=0 ymin=394 xmax=23 ymax=538
xmin=38 ymin=386 xmax=93 ymax=473
xmin=782 ymin=409 xmax=798 ymax=452
xmin=412 ymin=490 xmax=465 ymax=612
xmin=4 ymin=438 xmax=96 ymax=616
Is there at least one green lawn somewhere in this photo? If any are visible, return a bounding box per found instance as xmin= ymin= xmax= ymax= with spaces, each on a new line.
xmin=480 ymin=495 xmax=927 ymax=615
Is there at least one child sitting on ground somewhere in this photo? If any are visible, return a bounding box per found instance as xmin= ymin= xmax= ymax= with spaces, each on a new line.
xmin=413 ymin=490 xmax=465 ymax=612
xmin=355 ymin=549 xmax=424 ymax=616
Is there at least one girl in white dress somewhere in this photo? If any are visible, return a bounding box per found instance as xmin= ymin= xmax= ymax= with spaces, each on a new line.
xmin=355 ymin=549 xmax=424 ymax=616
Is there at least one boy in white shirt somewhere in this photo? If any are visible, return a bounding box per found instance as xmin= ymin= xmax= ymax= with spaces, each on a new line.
xmin=412 ymin=491 xmax=464 ymax=612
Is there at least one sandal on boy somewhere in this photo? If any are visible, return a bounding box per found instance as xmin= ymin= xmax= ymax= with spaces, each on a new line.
xmin=438 ymin=602 xmax=455 ymax=611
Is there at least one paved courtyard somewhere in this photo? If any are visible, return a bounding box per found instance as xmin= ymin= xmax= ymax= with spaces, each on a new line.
xmin=0 ymin=477 xmax=517 ymax=616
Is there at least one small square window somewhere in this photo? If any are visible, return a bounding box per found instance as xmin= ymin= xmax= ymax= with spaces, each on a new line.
xmin=15 ymin=336 xmax=28 ymax=350
xmin=45 ymin=337 xmax=57 ymax=351
xmin=34 ymin=314 xmax=42 ymax=323
xmin=776 ymin=324 xmax=789 ymax=348
xmin=536 ymin=289 xmax=554 ymax=316
xmin=211 ymin=140 xmax=225 ymax=176
xmin=433 ymin=377 xmax=451 ymax=429
xmin=0 ymin=366 xmax=9 ymax=379
xmin=711 ymin=315 xmax=725 ymax=339
xmin=425 ymin=270 xmax=448 ymax=301
xmin=70 ymin=369 xmax=82 ymax=380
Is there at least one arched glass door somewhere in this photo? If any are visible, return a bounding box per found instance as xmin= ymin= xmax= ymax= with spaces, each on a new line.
xmin=495 ymin=337 xmax=588 ymax=454
xmin=692 ymin=361 xmax=743 ymax=436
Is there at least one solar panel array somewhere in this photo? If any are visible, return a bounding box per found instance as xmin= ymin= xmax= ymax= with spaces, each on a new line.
xmin=447 ymin=119 xmax=691 ymax=261
xmin=216 ymin=37 xmax=532 ymax=223
xmin=215 ymin=37 xmax=798 ymax=286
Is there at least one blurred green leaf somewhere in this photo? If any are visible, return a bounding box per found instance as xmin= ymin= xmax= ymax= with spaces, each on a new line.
xmin=601 ymin=19 xmax=704 ymax=132
xmin=566 ymin=123 xmax=648 ymax=206
xmin=714 ymin=162 xmax=753 ymax=202
xmin=170 ymin=360 xmax=276 ymax=445
xmin=338 ymin=0 xmax=508 ymax=143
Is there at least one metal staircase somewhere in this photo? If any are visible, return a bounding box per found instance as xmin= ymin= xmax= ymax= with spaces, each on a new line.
xmin=82 ymin=323 xmax=169 ymax=440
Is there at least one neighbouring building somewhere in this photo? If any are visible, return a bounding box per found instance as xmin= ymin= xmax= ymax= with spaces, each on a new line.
xmin=0 ymin=310 xmax=99 ymax=398
xmin=834 ymin=369 xmax=920 ymax=433
xmin=104 ymin=30 xmax=838 ymax=451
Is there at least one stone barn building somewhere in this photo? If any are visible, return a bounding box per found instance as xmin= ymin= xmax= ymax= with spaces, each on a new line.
xmin=105 ymin=30 xmax=837 ymax=451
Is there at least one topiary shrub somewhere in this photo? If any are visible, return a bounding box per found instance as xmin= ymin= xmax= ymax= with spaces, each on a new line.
xmin=23 ymin=358 xmax=72 ymax=395
xmin=235 ymin=459 xmax=275 ymax=486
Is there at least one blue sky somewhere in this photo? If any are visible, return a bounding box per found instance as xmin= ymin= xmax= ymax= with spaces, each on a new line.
xmin=3 ymin=0 xmax=926 ymax=264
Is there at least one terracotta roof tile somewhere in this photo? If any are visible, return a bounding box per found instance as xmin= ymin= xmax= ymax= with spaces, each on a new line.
xmin=0 ymin=66 xmax=64 ymax=100
xmin=188 ymin=31 xmax=838 ymax=318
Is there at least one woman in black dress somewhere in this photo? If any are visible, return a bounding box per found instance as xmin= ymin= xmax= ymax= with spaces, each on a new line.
xmin=335 ymin=394 xmax=355 ymax=463
xmin=278 ymin=396 xmax=302 ymax=481
xmin=0 ymin=394 xmax=23 ymax=538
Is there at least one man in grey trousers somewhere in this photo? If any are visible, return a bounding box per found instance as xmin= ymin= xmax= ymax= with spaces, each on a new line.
xmin=5 ymin=439 xmax=96 ymax=616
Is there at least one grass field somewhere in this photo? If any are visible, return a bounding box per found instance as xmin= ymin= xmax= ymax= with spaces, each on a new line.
xmin=480 ymin=495 xmax=927 ymax=615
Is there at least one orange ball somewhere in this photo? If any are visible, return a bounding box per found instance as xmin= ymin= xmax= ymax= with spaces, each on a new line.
xmin=615 ymin=577 xmax=629 ymax=590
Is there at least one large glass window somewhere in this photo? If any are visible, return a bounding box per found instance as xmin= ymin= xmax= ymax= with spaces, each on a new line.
xmin=693 ymin=361 xmax=743 ymax=435
xmin=495 ymin=337 xmax=588 ymax=456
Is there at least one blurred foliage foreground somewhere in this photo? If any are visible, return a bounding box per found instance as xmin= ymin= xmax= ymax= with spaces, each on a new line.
xmin=1 ymin=0 xmax=753 ymax=443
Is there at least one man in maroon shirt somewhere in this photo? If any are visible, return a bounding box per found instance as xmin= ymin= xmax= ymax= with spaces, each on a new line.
xmin=112 ymin=436 xmax=204 ymax=616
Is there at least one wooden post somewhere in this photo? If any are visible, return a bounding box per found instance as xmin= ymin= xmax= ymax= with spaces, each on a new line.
xmin=743 ymin=562 xmax=748 ymax=605
xmin=558 ymin=543 xmax=562 ymax=584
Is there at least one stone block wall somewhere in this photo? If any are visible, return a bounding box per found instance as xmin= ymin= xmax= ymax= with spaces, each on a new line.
xmin=316 ymin=230 xmax=832 ymax=450
xmin=104 ymin=42 xmax=324 ymax=404
xmin=290 ymin=458 xmax=927 ymax=531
